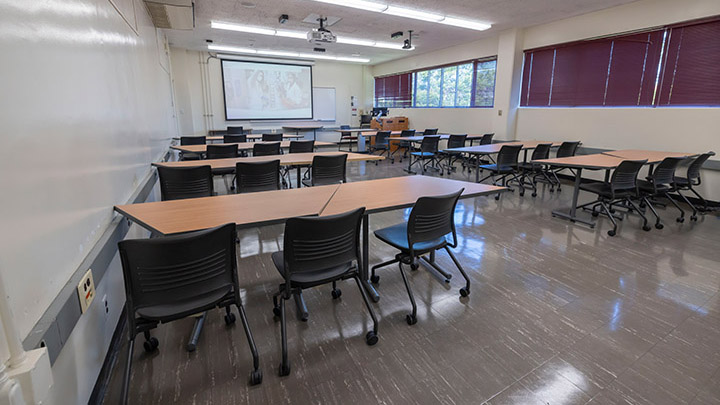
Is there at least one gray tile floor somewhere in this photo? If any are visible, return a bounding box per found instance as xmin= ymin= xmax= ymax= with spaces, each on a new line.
xmin=104 ymin=158 xmax=720 ymax=404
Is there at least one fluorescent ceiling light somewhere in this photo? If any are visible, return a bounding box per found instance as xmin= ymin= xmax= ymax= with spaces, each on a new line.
xmin=275 ymin=30 xmax=307 ymax=39
xmin=307 ymin=0 xmax=491 ymax=31
xmin=210 ymin=21 xmax=275 ymax=35
xmin=336 ymin=37 xmax=376 ymax=47
xmin=312 ymin=0 xmax=388 ymax=12
xmin=209 ymin=44 xmax=370 ymax=63
xmin=384 ymin=5 xmax=443 ymax=22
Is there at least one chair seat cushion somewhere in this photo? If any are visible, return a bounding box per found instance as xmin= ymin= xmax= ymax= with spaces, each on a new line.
xmin=578 ymin=182 xmax=612 ymax=196
xmin=637 ymin=179 xmax=670 ymax=193
xmin=673 ymin=177 xmax=691 ymax=186
xmin=410 ymin=152 xmax=436 ymax=158
xmin=136 ymin=286 xmax=232 ymax=321
xmin=374 ymin=223 xmax=447 ymax=255
xmin=517 ymin=162 xmax=542 ymax=171
xmin=272 ymin=251 xmax=355 ymax=287
xmin=478 ymin=164 xmax=515 ymax=174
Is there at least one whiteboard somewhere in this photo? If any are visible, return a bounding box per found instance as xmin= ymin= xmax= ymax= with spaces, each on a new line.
xmin=313 ymin=87 xmax=336 ymax=122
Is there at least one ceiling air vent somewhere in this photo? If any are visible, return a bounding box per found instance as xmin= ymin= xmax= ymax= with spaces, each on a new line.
xmin=144 ymin=0 xmax=194 ymax=30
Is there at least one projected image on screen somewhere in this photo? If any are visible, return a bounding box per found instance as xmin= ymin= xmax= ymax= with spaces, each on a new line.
xmin=221 ymin=60 xmax=313 ymax=120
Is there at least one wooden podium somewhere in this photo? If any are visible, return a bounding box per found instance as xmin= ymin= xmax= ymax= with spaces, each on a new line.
xmin=370 ymin=116 xmax=409 ymax=131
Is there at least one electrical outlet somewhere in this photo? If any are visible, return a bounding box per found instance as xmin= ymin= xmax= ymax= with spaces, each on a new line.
xmin=77 ymin=269 xmax=95 ymax=313
xmin=498 ymin=109 xmax=503 ymax=116
xmin=102 ymin=294 xmax=109 ymax=315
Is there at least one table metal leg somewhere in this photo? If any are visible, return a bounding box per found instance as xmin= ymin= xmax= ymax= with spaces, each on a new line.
xmin=551 ymin=167 xmax=595 ymax=227
xmin=361 ymin=214 xmax=379 ymax=302
xmin=296 ymin=167 xmax=302 ymax=188
xmin=186 ymin=312 xmax=206 ymax=352
xmin=293 ymin=291 xmax=308 ymax=321
xmin=475 ymin=153 xmax=481 ymax=183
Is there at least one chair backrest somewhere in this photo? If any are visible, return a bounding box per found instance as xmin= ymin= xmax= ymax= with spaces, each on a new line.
xmin=158 ymin=165 xmax=214 ymax=201
xmin=118 ymin=223 xmax=238 ymax=320
xmin=180 ymin=136 xmax=206 ymax=146
xmin=227 ymin=126 xmax=244 ymax=134
xmin=447 ymin=134 xmax=467 ymax=149
xmin=531 ymin=143 xmax=553 ymax=161
xmin=289 ymin=140 xmax=315 ymax=154
xmin=360 ymin=115 xmax=372 ymax=124
xmin=556 ymin=141 xmax=581 ymax=158
xmin=375 ymin=131 xmax=391 ymax=146
xmin=223 ymin=134 xmax=247 ymax=143
xmin=281 ymin=208 xmax=365 ymax=276
xmin=262 ymin=133 xmax=283 ymax=142
xmin=685 ymin=151 xmax=715 ymax=183
xmin=235 ymin=160 xmax=281 ymax=193
xmin=253 ymin=142 xmax=281 ymax=156
xmin=407 ymin=189 xmax=463 ymax=255
xmin=496 ymin=144 xmax=523 ymax=168
xmin=423 ymin=128 xmax=439 ymax=135
xmin=311 ymin=154 xmax=348 ymax=185
xmin=610 ymin=160 xmax=646 ymax=194
xmin=479 ymin=133 xmax=494 ymax=145
xmin=400 ymin=129 xmax=416 ymax=138
xmin=420 ymin=135 xmax=441 ymax=153
xmin=651 ymin=157 xmax=685 ymax=188
xmin=207 ymin=144 xmax=238 ymax=159
xmin=340 ymin=124 xmax=351 ymax=136
xmin=208 ymin=130 xmax=227 ymax=136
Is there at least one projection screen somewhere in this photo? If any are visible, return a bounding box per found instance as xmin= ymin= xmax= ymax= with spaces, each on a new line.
xmin=221 ymin=60 xmax=313 ymax=120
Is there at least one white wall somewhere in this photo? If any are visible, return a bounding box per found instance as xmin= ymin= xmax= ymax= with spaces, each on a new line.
xmin=170 ymin=48 xmax=367 ymax=135
xmin=0 ymin=0 xmax=176 ymax=402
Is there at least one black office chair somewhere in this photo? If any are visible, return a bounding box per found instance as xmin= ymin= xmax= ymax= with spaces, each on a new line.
xmin=369 ymin=131 xmax=392 ymax=164
xmin=479 ymin=133 xmax=494 ymax=145
xmin=179 ymin=136 xmax=206 ymax=161
xmin=224 ymin=134 xmax=247 ymax=144
xmin=439 ymin=134 xmax=467 ymax=174
xmin=271 ymin=208 xmax=378 ymax=376
xmin=464 ymin=133 xmax=494 ymax=169
xmin=288 ymin=140 xmax=315 ymax=153
xmin=118 ymin=223 xmax=262 ymax=404
xmin=339 ymin=125 xmax=356 ymax=152
xmin=360 ymin=114 xmax=372 ymax=128
xmin=637 ymin=157 xmax=686 ymax=228
xmin=235 ymin=160 xmax=281 ymax=193
xmin=209 ymin=130 xmax=228 ymax=136
xmin=253 ymin=142 xmax=281 ymax=157
xmin=158 ymin=166 xmax=214 ymax=201
xmin=516 ymin=143 xmax=553 ymax=197
xmin=478 ymin=144 xmax=523 ymax=200
xmin=262 ymin=133 xmax=283 ymax=142
xmin=673 ymin=152 xmax=716 ymax=219
xmin=409 ymin=135 xmax=441 ymax=174
xmin=302 ymin=154 xmax=348 ymax=187
xmin=372 ymin=190 xmax=469 ymax=325
xmin=580 ymin=159 xmax=650 ymax=236
xmin=206 ymin=144 xmax=239 ymax=192
xmin=392 ymin=129 xmax=416 ymax=162
xmin=227 ymin=126 xmax=244 ymax=134
xmin=548 ymin=141 xmax=581 ymax=191
xmin=423 ymin=128 xmax=439 ymax=135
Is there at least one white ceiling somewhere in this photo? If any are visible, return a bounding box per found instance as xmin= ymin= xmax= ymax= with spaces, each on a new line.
xmin=165 ymin=0 xmax=640 ymax=64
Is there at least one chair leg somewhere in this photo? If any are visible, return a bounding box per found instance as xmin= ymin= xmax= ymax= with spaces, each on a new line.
xmin=677 ymin=190 xmax=698 ymax=220
xmin=600 ymin=201 xmax=618 ymax=236
xmin=352 ymin=275 xmax=379 ymax=345
xmin=278 ymin=294 xmax=290 ymax=377
xmin=444 ymin=246 xmax=470 ymax=297
xmin=398 ymin=262 xmax=417 ymax=325
xmin=236 ymin=302 xmax=262 ymax=384
xmin=626 ymin=198 xmax=651 ymax=231
xmin=371 ymin=258 xmax=399 ymax=284
xmin=120 ymin=336 xmax=135 ymax=405
xmin=643 ymin=197 xmax=663 ymax=229
xmin=689 ymin=187 xmax=710 ymax=212
xmin=665 ymin=192 xmax=686 ymax=222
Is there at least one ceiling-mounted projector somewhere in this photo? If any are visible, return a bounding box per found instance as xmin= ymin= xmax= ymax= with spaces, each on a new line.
xmin=307 ymin=16 xmax=337 ymax=43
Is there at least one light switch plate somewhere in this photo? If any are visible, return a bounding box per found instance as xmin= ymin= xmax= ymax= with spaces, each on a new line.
xmin=77 ymin=269 xmax=95 ymax=313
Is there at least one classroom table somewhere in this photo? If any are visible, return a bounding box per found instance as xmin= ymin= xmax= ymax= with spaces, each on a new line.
xmin=174 ymin=134 xmax=305 ymax=143
xmin=115 ymin=176 xmax=504 ymax=303
xmin=171 ymin=140 xmax=334 ymax=154
xmin=154 ymin=152 xmax=384 ymax=187
xmin=531 ymin=149 xmax=697 ymax=227
xmin=334 ymin=129 xmax=403 ymax=152
xmin=282 ymin=124 xmax=324 ymax=140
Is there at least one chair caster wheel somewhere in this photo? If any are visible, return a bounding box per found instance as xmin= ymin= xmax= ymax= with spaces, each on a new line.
xmin=410 ymin=263 xmax=419 ymax=271
xmin=519 ymin=192 xmax=525 ymax=197
xmin=406 ymin=314 xmax=417 ymax=325
xmin=494 ymin=195 xmax=500 ymax=201
xmin=691 ymin=216 xmax=697 ymax=221
xmin=143 ymin=337 xmax=159 ymax=353
xmin=592 ymin=212 xmax=599 ymax=217
xmin=642 ymin=225 xmax=651 ymax=232
xmin=532 ymin=192 xmax=537 ymax=197
xmin=607 ymin=230 xmax=616 ymax=237
xmin=272 ymin=307 xmax=281 ymax=318
xmin=250 ymin=370 xmax=263 ymax=385
xmin=609 ymin=208 xmax=616 ymax=213
xmin=677 ymin=217 xmax=685 ymax=223
xmin=459 ymin=287 xmax=469 ymax=297
xmin=279 ymin=362 xmax=291 ymax=377
xmin=370 ymin=275 xmax=380 ymax=284
xmin=331 ymin=289 xmax=342 ymax=299
xmin=365 ymin=331 xmax=378 ymax=346
xmin=655 ymin=223 xmax=664 ymax=230
xmin=224 ymin=312 xmax=236 ymax=325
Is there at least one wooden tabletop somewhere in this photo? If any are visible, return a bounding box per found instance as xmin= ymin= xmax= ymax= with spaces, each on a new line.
xmin=171 ymin=141 xmax=334 ymax=153
xmin=602 ymin=149 xmax=697 ymax=162
xmin=444 ymin=141 xmax=562 ymax=154
xmin=114 ymin=185 xmax=340 ymax=235
xmin=153 ymin=152 xmax=384 ymax=170
xmin=321 ymin=176 xmax=505 ymax=216
xmin=532 ymin=154 xmax=626 ymax=169
xmin=335 ymin=129 xmax=403 ymax=135
xmin=282 ymin=124 xmax=324 ymax=130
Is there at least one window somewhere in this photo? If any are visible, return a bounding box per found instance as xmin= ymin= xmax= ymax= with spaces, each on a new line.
xmin=520 ymin=16 xmax=720 ymax=107
xmin=374 ymin=57 xmax=497 ymax=109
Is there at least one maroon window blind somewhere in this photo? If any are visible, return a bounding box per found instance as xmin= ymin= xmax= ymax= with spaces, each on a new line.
xmin=374 ymin=73 xmax=412 ymax=107
xmin=552 ymin=41 xmax=612 ymax=106
xmin=605 ymin=31 xmax=665 ymax=106
xmin=657 ymin=18 xmax=720 ymax=106
xmin=521 ymin=49 xmax=554 ymax=106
